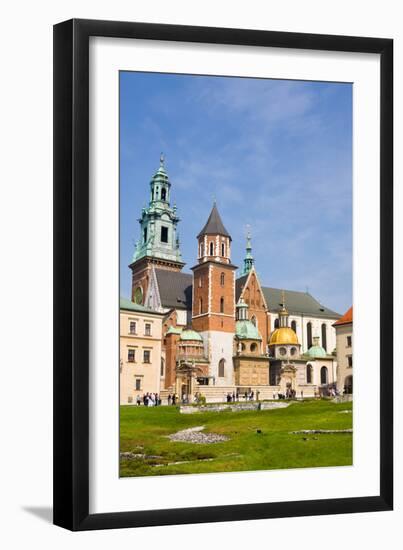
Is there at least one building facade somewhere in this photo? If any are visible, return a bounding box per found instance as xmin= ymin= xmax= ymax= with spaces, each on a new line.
xmin=122 ymin=158 xmax=343 ymax=402
xmin=334 ymin=307 xmax=353 ymax=394
xmin=119 ymin=297 xmax=164 ymax=404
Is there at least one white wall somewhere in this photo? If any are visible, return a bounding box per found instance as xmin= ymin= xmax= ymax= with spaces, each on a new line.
xmin=0 ymin=1 xmax=401 ymax=549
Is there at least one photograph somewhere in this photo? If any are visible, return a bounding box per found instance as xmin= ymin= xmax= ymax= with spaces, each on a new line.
xmin=119 ymin=71 xmax=353 ymax=478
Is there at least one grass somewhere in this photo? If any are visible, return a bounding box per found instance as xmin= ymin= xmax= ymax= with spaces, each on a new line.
xmin=119 ymin=399 xmax=353 ymax=477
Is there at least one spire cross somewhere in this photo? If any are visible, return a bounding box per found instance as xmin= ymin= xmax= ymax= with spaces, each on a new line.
xmin=160 ymin=152 xmax=164 ymax=166
xmin=281 ymin=290 xmax=286 ymax=309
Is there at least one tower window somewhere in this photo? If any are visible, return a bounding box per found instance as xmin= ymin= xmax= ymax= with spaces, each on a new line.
xmin=220 ymin=297 xmax=224 ymax=313
xmin=160 ymin=226 xmax=168 ymax=243
xmin=220 ymin=272 xmax=225 ymax=286
xmin=221 ymin=242 xmax=225 ymax=256
xmin=209 ymin=242 xmax=214 ymax=256
xmin=143 ymin=228 xmax=147 ymax=243
xmin=291 ymin=320 xmax=297 ymax=333
xmin=198 ymin=277 xmax=202 ymax=288
xmin=161 ymin=187 xmax=166 ymax=201
xmin=250 ymin=343 xmax=257 ymax=352
xmin=251 ymin=315 xmax=256 ymax=326
xmin=199 ymin=298 xmax=203 ymax=314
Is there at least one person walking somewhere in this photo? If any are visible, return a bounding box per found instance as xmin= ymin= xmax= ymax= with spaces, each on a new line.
xmin=168 ymin=394 xmax=172 ymax=406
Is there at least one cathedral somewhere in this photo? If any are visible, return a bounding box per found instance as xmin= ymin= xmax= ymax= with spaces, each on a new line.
xmin=127 ymin=157 xmax=341 ymax=401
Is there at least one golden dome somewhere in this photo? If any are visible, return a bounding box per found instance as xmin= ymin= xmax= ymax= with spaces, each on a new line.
xmin=269 ymin=327 xmax=299 ymax=345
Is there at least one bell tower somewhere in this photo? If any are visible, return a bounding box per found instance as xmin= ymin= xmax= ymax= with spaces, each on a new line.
xmin=191 ymin=203 xmax=237 ymax=386
xmin=191 ymin=203 xmax=237 ymax=333
xmin=129 ymin=155 xmax=185 ymax=304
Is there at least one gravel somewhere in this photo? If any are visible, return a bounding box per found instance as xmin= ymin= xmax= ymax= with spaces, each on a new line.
xmin=167 ymin=425 xmax=229 ymax=444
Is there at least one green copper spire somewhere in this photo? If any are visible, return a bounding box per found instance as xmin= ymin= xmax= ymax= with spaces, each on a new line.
xmin=132 ymin=155 xmax=184 ymax=266
xmin=241 ymin=227 xmax=255 ymax=275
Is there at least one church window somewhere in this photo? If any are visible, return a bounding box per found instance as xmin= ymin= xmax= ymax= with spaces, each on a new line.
xmin=128 ymin=349 xmax=135 ymax=362
xmin=221 ymin=242 xmax=225 ymax=256
xmin=291 ymin=320 xmax=297 ymax=333
xmin=161 ymin=187 xmax=166 ymax=201
xmin=320 ymin=366 xmax=328 ymax=384
xmin=279 ymin=347 xmax=287 ymax=356
xmin=251 ymin=315 xmax=256 ymax=326
xmin=220 ymin=272 xmax=225 ymax=286
xmin=274 ymin=318 xmax=279 ymax=329
xmin=200 ymin=243 xmax=204 ymax=257
xmin=220 ymin=297 xmax=224 ymax=313
xmin=129 ymin=321 xmax=137 ymax=334
xmin=143 ymin=228 xmax=147 ymax=243
xmin=218 ymin=359 xmax=225 ymax=377
xmin=199 ymin=298 xmax=203 ymax=314
xmin=321 ymin=323 xmax=327 ymax=351
xmin=209 ymin=242 xmax=214 ymax=256
xmin=241 ymin=343 xmax=246 ymax=351
xmin=250 ymin=343 xmax=257 ymax=352
xmin=307 ymin=322 xmax=313 ymax=349
xmin=161 ymin=226 xmax=168 ymax=243
xmin=290 ymin=347 xmax=297 ymax=356
xmin=306 ymin=364 xmax=313 ymax=384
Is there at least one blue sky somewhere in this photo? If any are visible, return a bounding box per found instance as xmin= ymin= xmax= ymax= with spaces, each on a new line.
xmin=120 ymin=72 xmax=352 ymax=315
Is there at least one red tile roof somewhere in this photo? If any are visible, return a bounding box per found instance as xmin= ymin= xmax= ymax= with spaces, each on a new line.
xmin=333 ymin=306 xmax=353 ymax=326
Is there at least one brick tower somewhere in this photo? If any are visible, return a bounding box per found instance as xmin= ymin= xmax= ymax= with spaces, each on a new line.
xmin=129 ymin=155 xmax=185 ymax=305
xmin=191 ymin=203 xmax=237 ymax=386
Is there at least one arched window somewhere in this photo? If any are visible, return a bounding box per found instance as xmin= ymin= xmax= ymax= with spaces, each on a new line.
xmin=161 ymin=187 xmax=166 ymax=201
xmin=320 ymin=366 xmax=328 ymax=385
xmin=220 ymin=297 xmax=224 ymax=313
xmin=199 ymin=298 xmax=203 ymax=314
xmin=221 ymin=242 xmax=225 ymax=256
xmin=250 ymin=342 xmax=257 ymax=352
xmin=209 ymin=242 xmax=214 ymax=256
xmin=251 ymin=315 xmax=256 ymax=326
xmin=291 ymin=320 xmax=297 ymax=333
xmin=274 ymin=318 xmax=279 ymax=329
xmin=218 ymin=359 xmax=225 ymax=377
xmin=200 ymin=243 xmax=204 ymax=257
xmin=220 ymin=272 xmax=225 ymax=286
xmin=307 ymin=322 xmax=313 ymax=349
xmin=306 ymin=364 xmax=313 ymax=384
xmin=241 ymin=343 xmax=246 ymax=351
xmin=321 ymin=323 xmax=327 ymax=351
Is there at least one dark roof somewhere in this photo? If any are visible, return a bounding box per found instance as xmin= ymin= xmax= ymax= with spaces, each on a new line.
xmin=197 ymin=204 xmax=231 ymax=239
xmin=236 ymin=277 xmax=341 ymax=319
xmin=155 ymin=269 xmax=192 ymax=310
xmin=154 ymin=269 xmax=341 ymax=318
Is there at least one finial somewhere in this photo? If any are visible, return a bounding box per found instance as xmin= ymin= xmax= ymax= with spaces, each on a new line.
xmin=160 ymin=152 xmax=164 ymax=166
xmin=212 ymin=194 xmax=216 ymax=206
xmin=281 ymin=290 xmax=286 ymax=309
xmin=246 ymin=224 xmax=251 ymax=239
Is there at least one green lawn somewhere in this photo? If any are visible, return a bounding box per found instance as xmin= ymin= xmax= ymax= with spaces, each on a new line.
xmin=120 ymin=400 xmax=353 ymax=477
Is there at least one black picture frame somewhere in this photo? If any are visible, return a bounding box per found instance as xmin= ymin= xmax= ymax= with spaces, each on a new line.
xmin=53 ymin=18 xmax=393 ymax=531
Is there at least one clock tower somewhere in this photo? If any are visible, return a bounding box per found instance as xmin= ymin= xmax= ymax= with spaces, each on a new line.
xmin=129 ymin=155 xmax=185 ymax=304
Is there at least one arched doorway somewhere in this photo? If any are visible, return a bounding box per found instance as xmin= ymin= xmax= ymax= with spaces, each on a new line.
xmin=344 ymin=375 xmax=353 ymax=394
